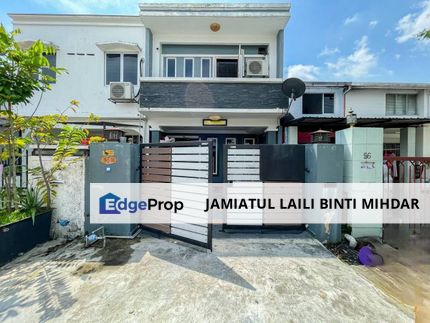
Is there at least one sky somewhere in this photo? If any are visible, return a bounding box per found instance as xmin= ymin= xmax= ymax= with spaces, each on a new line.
xmin=0 ymin=0 xmax=429 ymax=83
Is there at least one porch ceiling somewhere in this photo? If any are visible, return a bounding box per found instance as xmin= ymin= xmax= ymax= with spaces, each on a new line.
xmin=161 ymin=126 xmax=267 ymax=135
xmin=139 ymin=3 xmax=290 ymax=34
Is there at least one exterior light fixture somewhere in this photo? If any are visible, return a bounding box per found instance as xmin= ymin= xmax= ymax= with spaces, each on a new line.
xmin=346 ymin=109 xmax=357 ymax=127
xmin=210 ymin=23 xmax=221 ymax=32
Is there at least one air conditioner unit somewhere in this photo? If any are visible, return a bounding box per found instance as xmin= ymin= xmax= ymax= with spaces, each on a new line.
xmin=245 ymin=58 xmax=269 ymax=77
xmin=109 ymin=82 xmax=134 ymax=100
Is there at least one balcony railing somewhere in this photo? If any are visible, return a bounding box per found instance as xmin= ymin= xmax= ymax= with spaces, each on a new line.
xmin=383 ymin=157 xmax=430 ymax=183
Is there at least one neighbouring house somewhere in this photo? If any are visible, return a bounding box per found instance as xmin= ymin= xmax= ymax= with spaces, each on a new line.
xmin=7 ymin=3 xmax=430 ymax=240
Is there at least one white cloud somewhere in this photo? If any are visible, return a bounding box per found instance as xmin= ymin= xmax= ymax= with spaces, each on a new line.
xmin=395 ymin=54 xmax=401 ymax=60
xmin=326 ymin=36 xmax=377 ymax=79
xmin=396 ymin=0 xmax=430 ymax=43
xmin=286 ymin=64 xmax=320 ymax=81
xmin=344 ymin=13 xmax=359 ymax=25
xmin=318 ymin=47 xmax=340 ymax=57
xmin=34 ymin=0 xmax=140 ymax=14
xmin=369 ymin=20 xmax=379 ymax=29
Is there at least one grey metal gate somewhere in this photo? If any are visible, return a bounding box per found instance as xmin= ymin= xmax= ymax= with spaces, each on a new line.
xmin=141 ymin=141 xmax=213 ymax=250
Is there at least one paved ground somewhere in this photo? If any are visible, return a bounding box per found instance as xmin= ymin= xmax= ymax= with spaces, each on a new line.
xmin=356 ymin=225 xmax=430 ymax=322
xmin=0 ymin=231 xmax=413 ymax=322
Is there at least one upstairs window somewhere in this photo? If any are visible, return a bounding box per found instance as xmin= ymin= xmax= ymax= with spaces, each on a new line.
xmin=184 ymin=58 xmax=193 ymax=77
xmin=201 ymin=58 xmax=211 ymax=77
xmin=303 ymin=93 xmax=334 ymax=114
xmin=386 ymin=94 xmax=417 ymax=116
xmin=42 ymin=54 xmax=57 ymax=83
xmin=166 ymin=58 xmax=176 ymax=77
xmin=105 ymin=53 xmax=138 ymax=85
xmin=216 ymin=59 xmax=238 ymax=78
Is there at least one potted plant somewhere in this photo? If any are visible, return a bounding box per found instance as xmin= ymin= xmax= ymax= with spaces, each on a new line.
xmin=0 ymin=26 xmax=90 ymax=265
xmin=0 ymin=188 xmax=52 ymax=265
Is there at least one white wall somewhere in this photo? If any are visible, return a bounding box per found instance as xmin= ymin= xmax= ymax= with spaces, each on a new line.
xmin=289 ymin=86 xmax=345 ymax=118
xmin=28 ymin=155 xmax=86 ymax=239
xmin=13 ymin=22 xmax=145 ymax=120
xmin=346 ymin=88 xmax=427 ymax=117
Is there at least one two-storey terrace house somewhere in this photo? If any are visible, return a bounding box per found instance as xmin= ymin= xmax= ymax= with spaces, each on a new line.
xmin=286 ymin=82 xmax=430 ymax=158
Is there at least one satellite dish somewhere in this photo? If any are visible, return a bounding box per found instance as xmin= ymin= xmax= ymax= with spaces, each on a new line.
xmin=281 ymin=78 xmax=306 ymax=100
xmin=280 ymin=78 xmax=306 ymax=125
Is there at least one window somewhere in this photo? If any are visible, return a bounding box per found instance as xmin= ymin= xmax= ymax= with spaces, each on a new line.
xmin=244 ymin=138 xmax=255 ymax=145
xmin=184 ymin=58 xmax=193 ymax=77
xmin=105 ymin=53 xmax=138 ymax=85
xmin=123 ymin=54 xmax=138 ymax=84
xmin=201 ymin=58 xmax=211 ymax=77
xmin=42 ymin=54 xmax=57 ymax=83
xmin=216 ymin=59 xmax=238 ymax=78
xmin=303 ymin=93 xmax=334 ymax=114
xmin=386 ymin=94 xmax=417 ymax=116
xmin=166 ymin=58 xmax=176 ymax=77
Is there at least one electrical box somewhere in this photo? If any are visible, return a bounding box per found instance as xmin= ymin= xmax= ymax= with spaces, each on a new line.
xmin=85 ymin=143 xmax=140 ymax=236
xmin=305 ymin=144 xmax=344 ymax=243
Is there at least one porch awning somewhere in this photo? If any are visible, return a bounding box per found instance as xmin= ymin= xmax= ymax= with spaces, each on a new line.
xmin=282 ymin=116 xmax=430 ymax=130
xmin=17 ymin=40 xmax=59 ymax=50
xmin=96 ymin=41 xmax=141 ymax=52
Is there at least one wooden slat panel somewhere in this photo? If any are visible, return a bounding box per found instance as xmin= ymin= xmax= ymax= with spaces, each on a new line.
xmin=172 ymin=154 xmax=209 ymax=162
xmin=171 ymin=169 xmax=208 ymax=178
xmin=172 ymin=162 xmax=208 ymax=170
xmin=228 ymin=149 xmax=260 ymax=155
xmin=142 ymin=161 xmax=172 ymax=169
xmin=142 ymin=154 xmax=172 ymax=161
xmin=142 ymin=147 xmax=172 ymax=154
xmin=228 ymin=155 xmax=259 ymax=162
xmin=172 ymin=146 xmax=209 ymax=154
xmin=142 ymin=168 xmax=171 ymax=176
xmin=142 ymin=174 xmax=171 ymax=182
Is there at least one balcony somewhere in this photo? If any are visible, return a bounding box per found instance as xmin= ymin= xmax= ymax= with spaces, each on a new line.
xmin=139 ymin=78 xmax=288 ymax=110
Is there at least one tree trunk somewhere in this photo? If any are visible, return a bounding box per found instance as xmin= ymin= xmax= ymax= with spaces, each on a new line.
xmin=35 ymin=138 xmax=51 ymax=209
xmin=6 ymin=101 xmax=17 ymax=211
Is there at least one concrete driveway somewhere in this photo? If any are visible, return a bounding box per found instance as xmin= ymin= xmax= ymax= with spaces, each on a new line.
xmin=0 ymin=231 xmax=412 ymax=322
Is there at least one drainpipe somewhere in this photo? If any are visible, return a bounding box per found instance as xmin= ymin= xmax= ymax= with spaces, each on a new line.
xmin=343 ymin=85 xmax=352 ymax=117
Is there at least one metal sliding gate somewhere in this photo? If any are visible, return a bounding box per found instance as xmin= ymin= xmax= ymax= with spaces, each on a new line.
xmin=223 ymin=144 xmax=263 ymax=228
xmin=140 ymin=141 xmax=213 ymax=250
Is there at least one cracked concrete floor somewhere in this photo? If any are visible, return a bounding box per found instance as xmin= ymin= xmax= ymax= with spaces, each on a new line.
xmin=0 ymin=231 xmax=413 ymax=323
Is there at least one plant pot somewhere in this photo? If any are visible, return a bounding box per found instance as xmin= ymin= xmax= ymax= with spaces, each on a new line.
xmin=0 ymin=210 xmax=52 ymax=267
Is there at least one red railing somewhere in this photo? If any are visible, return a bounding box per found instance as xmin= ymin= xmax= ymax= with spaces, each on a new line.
xmin=383 ymin=157 xmax=430 ymax=183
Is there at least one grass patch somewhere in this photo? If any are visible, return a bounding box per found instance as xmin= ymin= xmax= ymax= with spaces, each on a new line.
xmin=0 ymin=209 xmax=34 ymax=226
